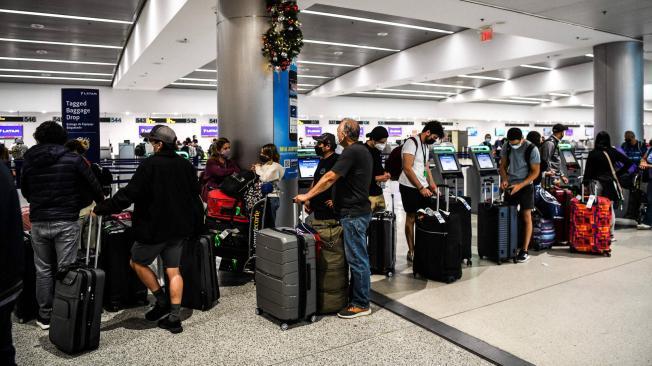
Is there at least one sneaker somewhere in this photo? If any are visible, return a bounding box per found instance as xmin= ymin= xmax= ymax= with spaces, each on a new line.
xmin=337 ymin=305 xmax=372 ymax=319
xmin=516 ymin=250 xmax=530 ymax=263
xmin=407 ymin=251 xmax=414 ymax=264
xmin=636 ymin=223 xmax=651 ymax=230
xmin=145 ymin=303 xmax=170 ymax=321
xmin=157 ymin=316 xmax=183 ymax=334
xmin=36 ymin=316 xmax=50 ymax=330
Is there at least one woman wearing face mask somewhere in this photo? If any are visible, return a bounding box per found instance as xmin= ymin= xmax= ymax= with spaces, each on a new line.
xmin=252 ymin=144 xmax=285 ymax=225
xmin=200 ymin=137 xmax=240 ymax=201
xmin=365 ymin=126 xmax=391 ymax=212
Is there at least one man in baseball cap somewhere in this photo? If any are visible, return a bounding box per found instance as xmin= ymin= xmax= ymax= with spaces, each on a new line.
xmin=94 ymin=124 xmax=202 ymax=334
xmin=541 ymin=123 xmax=569 ymax=184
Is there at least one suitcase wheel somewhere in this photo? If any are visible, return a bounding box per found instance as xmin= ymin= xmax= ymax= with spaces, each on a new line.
xmin=412 ymin=272 xmax=417 ymax=279
xmin=605 ymin=251 xmax=611 ymax=257
xmin=280 ymin=323 xmax=289 ymax=331
xmin=386 ymin=271 xmax=394 ymax=278
xmin=308 ymin=314 xmax=317 ymax=323
xmin=255 ymin=307 xmax=262 ymax=316
xmin=512 ymin=257 xmax=517 ymax=264
xmin=497 ymin=261 xmax=502 ymax=265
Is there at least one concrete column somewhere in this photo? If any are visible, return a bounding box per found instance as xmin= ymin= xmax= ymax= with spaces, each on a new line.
xmin=217 ymin=0 xmax=297 ymax=226
xmin=593 ymin=41 xmax=644 ymax=141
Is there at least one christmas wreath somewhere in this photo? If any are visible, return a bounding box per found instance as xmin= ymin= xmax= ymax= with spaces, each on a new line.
xmin=261 ymin=0 xmax=303 ymax=71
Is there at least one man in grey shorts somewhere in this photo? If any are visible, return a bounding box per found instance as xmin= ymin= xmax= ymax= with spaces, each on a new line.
xmin=94 ymin=125 xmax=202 ymax=334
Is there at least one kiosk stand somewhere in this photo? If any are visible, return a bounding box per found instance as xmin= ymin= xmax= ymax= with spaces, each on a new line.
xmin=297 ymin=148 xmax=319 ymax=194
xmin=430 ymin=146 xmax=464 ymax=197
xmin=558 ymin=143 xmax=582 ymax=189
xmin=467 ymin=146 xmax=500 ymax=213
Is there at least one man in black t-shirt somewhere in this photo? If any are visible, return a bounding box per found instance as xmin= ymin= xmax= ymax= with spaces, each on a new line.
xmin=305 ymin=133 xmax=339 ymax=220
xmin=365 ymin=126 xmax=391 ymax=212
xmin=295 ymin=118 xmax=373 ymax=320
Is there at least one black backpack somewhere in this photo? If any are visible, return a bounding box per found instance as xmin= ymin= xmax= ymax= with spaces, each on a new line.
xmin=504 ymin=141 xmax=536 ymax=171
xmin=386 ymin=137 xmax=418 ymax=181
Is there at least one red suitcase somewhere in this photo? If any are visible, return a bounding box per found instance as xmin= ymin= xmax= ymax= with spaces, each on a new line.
xmin=550 ymin=188 xmax=572 ymax=245
xmin=569 ymin=194 xmax=612 ymax=256
xmin=206 ymin=189 xmax=249 ymax=223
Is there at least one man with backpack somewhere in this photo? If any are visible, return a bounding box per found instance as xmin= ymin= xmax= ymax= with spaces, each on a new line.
xmin=500 ymin=128 xmax=541 ymax=263
xmin=540 ymin=123 xmax=568 ymax=185
xmin=389 ymin=121 xmax=444 ymax=264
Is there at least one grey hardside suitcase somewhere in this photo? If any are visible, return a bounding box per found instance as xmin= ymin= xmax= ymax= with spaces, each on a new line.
xmin=255 ymin=224 xmax=317 ymax=330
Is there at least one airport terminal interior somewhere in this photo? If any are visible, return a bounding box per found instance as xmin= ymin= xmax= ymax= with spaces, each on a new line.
xmin=1 ymin=1 xmax=652 ymax=365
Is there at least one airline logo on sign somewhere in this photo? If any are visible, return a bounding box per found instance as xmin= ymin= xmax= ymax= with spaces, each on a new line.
xmin=388 ymin=127 xmax=402 ymax=136
xmin=201 ymin=126 xmax=218 ymax=137
xmin=305 ymin=126 xmax=322 ymax=136
xmin=139 ymin=126 xmax=154 ymax=135
xmin=0 ymin=125 xmax=23 ymax=139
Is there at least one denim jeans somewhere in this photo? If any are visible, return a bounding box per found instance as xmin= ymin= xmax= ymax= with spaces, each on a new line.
xmin=340 ymin=213 xmax=372 ymax=308
xmin=268 ymin=196 xmax=280 ymax=227
xmin=31 ymin=221 xmax=81 ymax=320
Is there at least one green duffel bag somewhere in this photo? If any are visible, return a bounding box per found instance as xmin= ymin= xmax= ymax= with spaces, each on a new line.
xmin=310 ymin=218 xmax=348 ymax=314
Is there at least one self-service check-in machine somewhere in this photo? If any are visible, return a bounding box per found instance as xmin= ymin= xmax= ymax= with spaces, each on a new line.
xmin=558 ymin=143 xmax=582 ymax=188
xmin=297 ymin=148 xmax=319 ymax=194
xmin=467 ymin=145 xmax=500 ymax=213
xmin=430 ymin=146 xmax=464 ymax=197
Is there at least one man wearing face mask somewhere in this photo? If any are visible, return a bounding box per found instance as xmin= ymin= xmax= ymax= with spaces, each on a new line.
xmin=365 ymin=126 xmax=391 ymax=212
xmin=482 ymin=133 xmax=493 ymax=149
xmin=305 ymin=133 xmax=339 ymax=220
xmin=399 ymin=121 xmax=444 ymax=264
xmin=500 ymin=128 xmax=541 ymax=263
xmin=94 ymin=125 xmax=203 ymax=334
xmin=295 ymin=119 xmax=373 ymax=319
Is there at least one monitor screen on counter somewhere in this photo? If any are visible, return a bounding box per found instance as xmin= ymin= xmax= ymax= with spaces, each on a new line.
xmin=476 ymin=153 xmax=494 ymax=169
xmin=562 ymin=150 xmax=577 ymax=164
xmin=438 ymin=154 xmax=459 ymax=172
xmin=298 ymin=158 xmax=319 ymax=178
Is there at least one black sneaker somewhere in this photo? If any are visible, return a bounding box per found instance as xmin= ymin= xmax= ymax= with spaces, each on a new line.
xmin=158 ymin=316 xmax=183 ymax=334
xmin=36 ymin=316 xmax=50 ymax=330
xmin=516 ymin=250 xmax=530 ymax=263
xmin=145 ymin=303 xmax=170 ymax=321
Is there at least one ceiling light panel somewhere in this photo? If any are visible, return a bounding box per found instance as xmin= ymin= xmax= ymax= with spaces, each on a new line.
xmin=356 ymin=91 xmax=445 ymax=99
xmin=585 ymin=53 xmax=594 ymax=58
xmin=179 ymin=77 xmax=216 ymax=82
xmin=304 ymin=39 xmax=399 ymax=52
xmin=302 ymin=10 xmax=453 ymax=34
xmin=519 ymin=64 xmax=553 ymax=71
xmin=298 ymin=75 xmax=331 ymax=79
xmin=0 ymin=68 xmax=112 ymax=76
xmin=458 ymin=74 xmax=508 ymax=82
xmin=296 ymin=60 xmax=358 ymax=67
xmin=0 ymin=8 xmax=133 ymax=24
xmin=377 ymin=88 xmax=455 ymax=95
xmin=170 ymin=82 xmax=217 ymax=87
xmin=0 ymin=37 xmax=122 ymax=49
xmin=0 ymin=74 xmax=111 ymax=82
xmin=411 ymin=82 xmax=475 ymax=90
xmin=0 ymin=56 xmax=115 ymax=66
xmin=195 ymin=69 xmax=217 ymax=73
xmin=511 ymin=96 xmax=552 ymax=102
xmin=487 ymin=98 xmax=539 ymax=104
xmin=549 ymin=92 xmax=571 ymax=97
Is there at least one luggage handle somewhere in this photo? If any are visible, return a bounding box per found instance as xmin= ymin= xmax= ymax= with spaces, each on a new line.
xmin=85 ymin=214 xmax=103 ymax=269
xmin=306 ymin=264 xmax=311 ymax=290
xmin=293 ymin=202 xmax=302 ymax=227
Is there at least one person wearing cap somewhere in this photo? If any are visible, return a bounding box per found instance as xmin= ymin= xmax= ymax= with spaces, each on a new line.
xmin=540 ymin=123 xmax=568 ymax=185
xmin=304 ymin=133 xmax=339 ymax=220
xmin=10 ymin=138 xmax=28 ymax=188
xmin=365 ymin=126 xmax=391 ymax=212
xmin=500 ymin=128 xmax=541 ymax=263
xmin=94 ymin=125 xmax=203 ymax=334
xmin=21 ymin=121 xmax=105 ymax=330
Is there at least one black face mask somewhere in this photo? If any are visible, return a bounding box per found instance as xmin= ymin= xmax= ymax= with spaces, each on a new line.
xmin=314 ymin=146 xmax=324 ymax=157
xmin=259 ymin=154 xmax=270 ymax=163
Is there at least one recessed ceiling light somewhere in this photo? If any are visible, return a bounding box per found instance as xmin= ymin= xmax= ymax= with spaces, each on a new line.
xmin=356 ymin=91 xmax=446 ymax=99
xmin=333 ymin=51 xmax=343 ymax=56
xmin=179 ymin=77 xmax=216 ymax=82
xmin=41 ymin=110 xmax=47 ymax=114
xmin=0 ymin=56 xmax=116 ymax=66
xmin=487 ymin=98 xmax=539 ymax=104
xmin=549 ymin=92 xmax=571 ymax=97
xmin=0 ymin=8 xmax=132 ymax=24
xmin=585 ymin=53 xmax=594 ymax=58
xmin=195 ymin=68 xmax=217 ymax=73
xmin=30 ymin=23 xmax=45 ymax=29
xmin=580 ymin=104 xmax=594 ymax=108
xmin=298 ymin=83 xmax=317 ymax=87
xmin=41 ymin=73 xmax=50 ymax=77
xmin=35 ymin=49 xmax=48 ymax=55
xmin=0 ymin=37 xmax=122 ymax=49
xmin=299 ymin=75 xmax=330 ymax=79
xmin=377 ymin=88 xmax=455 ymax=95
xmin=152 ymin=62 xmax=162 ymax=65
xmin=304 ymin=39 xmax=399 ymax=52
xmin=0 ymin=74 xmax=111 ymax=82
xmin=302 ymin=10 xmax=453 ymax=34
xmin=377 ymin=32 xmax=389 ymax=37
xmin=511 ymin=96 xmax=552 ymax=102
xmin=0 ymin=68 xmax=112 ymax=76
xmin=411 ymin=82 xmax=476 ymax=90
xmin=458 ymin=74 xmax=508 ymax=82
xmin=170 ymin=82 xmax=217 ymax=87
xmin=297 ymin=60 xmax=358 ymax=67
xmin=519 ymin=64 xmax=553 ymax=71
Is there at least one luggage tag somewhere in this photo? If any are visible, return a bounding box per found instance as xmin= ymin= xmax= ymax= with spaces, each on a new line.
xmin=586 ymin=195 xmax=596 ymax=209
xmin=456 ymin=196 xmax=471 ymax=211
xmin=219 ymin=230 xmax=231 ymax=240
xmin=433 ymin=211 xmax=445 ymax=224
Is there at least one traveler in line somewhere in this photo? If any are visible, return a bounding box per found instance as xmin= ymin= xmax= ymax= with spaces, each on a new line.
xmin=295 ymin=118 xmax=373 ymax=319
xmin=304 ymin=133 xmax=339 ymax=220
xmin=252 ymin=143 xmax=285 ymax=226
xmin=540 ymin=123 xmax=569 ymax=185
xmin=621 ymin=130 xmax=647 ymax=166
xmin=482 ymin=133 xmax=494 ymax=154
xmin=21 ymin=121 xmax=104 ymax=330
xmin=201 ymin=137 xmax=240 ymax=201
xmin=94 ymin=125 xmax=203 ymax=334
xmin=399 ymin=121 xmax=444 ymax=264
xmin=0 ymin=162 xmax=24 ymax=366
xmin=640 ymin=145 xmax=652 ymax=230
xmin=583 ymin=131 xmax=635 ymax=237
xmin=0 ymin=143 xmax=9 ymax=170
xmin=364 ymin=126 xmax=391 ymax=212
xmin=526 ymin=131 xmax=545 ymax=187
xmin=10 ymin=139 xmax=28 ymax=188
xmin=500 ymin=128 xmax=541 ymax=263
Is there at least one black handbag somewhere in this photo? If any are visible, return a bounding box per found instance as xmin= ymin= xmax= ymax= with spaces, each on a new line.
xmin=219 ymin=171 xmax=256 ymax=199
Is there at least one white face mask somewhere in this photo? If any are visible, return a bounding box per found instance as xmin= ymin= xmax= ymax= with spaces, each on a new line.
xmin=510 ymin=142 xmax=523 ymax=150
xmin=485 ymin=138 xmax=491 ymax=143
xmin=375 ymin=143 xmax=386 ymax=151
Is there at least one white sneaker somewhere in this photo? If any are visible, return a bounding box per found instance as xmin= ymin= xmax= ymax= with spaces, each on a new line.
xmin=636 ymin=224 xmax=651 ymax=230
xmin=36 ymin=318 xmax=50 ymax=330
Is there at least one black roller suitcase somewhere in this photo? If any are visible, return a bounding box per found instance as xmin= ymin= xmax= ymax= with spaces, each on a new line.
xmin=446 ymin=195 xmax=473 ymax=266
xmin=99 ymin=219 xmax=147 ymax=311
xmin=477 ymin=182 xmax=518 ymax=264
xmin=414 ymin=192 xmax=463 ymax=283
xmin=49 ymin=216 xmax=106 ymax=355
xmin=14 ymin=233 xmax=38 ymax=323
xmin=367 ymin=194 xmax=396 ymax=277
xmin=179 ymin=235 xmax=220 ymax=311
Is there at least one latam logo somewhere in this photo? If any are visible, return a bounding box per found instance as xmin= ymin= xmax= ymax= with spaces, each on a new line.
xmin=0 ymin=125 xmax=23 ymax=138
xmin=201 ymin=126 xmax=218 ymax=137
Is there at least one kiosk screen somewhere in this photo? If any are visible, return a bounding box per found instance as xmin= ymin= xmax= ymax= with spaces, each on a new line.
xmin=298 ymin=158 xmax=319 ymax=178
xmin=476 ymin=153 xmax=494 ymax=169
xmin=439 ymin=155 xmax=459 ymax=172
xmin=562 ymin=150 xmax=577 ymax=164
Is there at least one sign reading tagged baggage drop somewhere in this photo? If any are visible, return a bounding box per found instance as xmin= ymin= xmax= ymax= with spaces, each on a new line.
xmin=62 ymin=89 xmax=100 ymax=162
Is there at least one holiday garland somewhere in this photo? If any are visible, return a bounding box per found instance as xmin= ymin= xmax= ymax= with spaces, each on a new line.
xmin=261 ymin=0 xmax=303 ymax=71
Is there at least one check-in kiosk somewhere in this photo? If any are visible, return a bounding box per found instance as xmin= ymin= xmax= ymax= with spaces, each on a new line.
xmin=467 ymin=145 xmax=500 ymax=213
xmin=430 ymin=146 xmax=464 ymax=197
xmin=558 ymin=143 xmax=582 ymax=188
xmin=297 ymin=148 xmax=319 ymax=194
